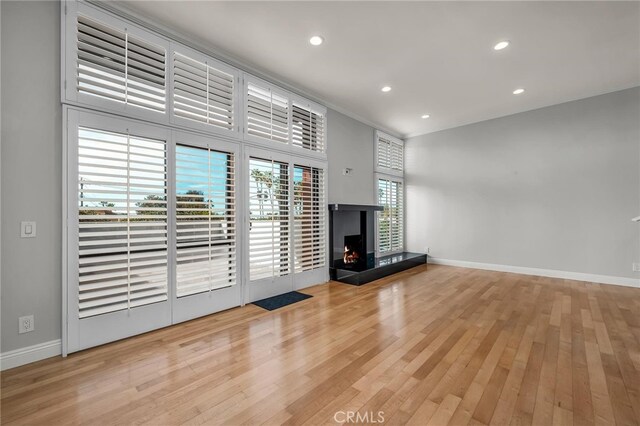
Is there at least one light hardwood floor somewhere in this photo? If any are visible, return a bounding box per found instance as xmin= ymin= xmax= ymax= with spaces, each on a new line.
xmin=2 ymin=264 xmax=640 ymax=425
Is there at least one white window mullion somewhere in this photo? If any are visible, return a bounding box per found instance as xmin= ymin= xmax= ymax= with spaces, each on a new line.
xmin=207 ymin=147 xmax=213 ymax=291
xmin=124 ymin=31 xmax=129 ymax=105
xmin=126 ymin=131 xmax=131 ymax=310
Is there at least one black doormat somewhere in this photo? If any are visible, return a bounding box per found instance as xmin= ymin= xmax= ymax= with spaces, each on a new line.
xmin=253 ymin=291 xmax=313 ymax=311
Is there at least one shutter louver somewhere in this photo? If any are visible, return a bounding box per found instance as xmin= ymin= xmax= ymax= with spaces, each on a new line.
xmin=249 ymin=158 xmax=290 ymax=280
xmin=76 ymin=15 xmax=166 ymax=113
xmin=78 ymin=127 xmax=168 ymax=318
xmin=175 ymin=145 xmax=236 ymax=297
xmin=294 ymin=166 xmax=326 ymax=272
xmin=292 ymin=104 xmax=325 ymax=153
xmin=247 ymin=83 xmax=289 ymax=144
xmin=173 ymin=53 xmax=235 ymax=131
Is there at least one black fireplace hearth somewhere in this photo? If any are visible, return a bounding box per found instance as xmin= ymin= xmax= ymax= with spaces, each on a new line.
xmin=328 ymin=204 xmax=426 ymax=285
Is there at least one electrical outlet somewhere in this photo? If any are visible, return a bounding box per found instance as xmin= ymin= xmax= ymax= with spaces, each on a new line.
xmin=424 ymin=247 xmax=430 ymax=254
xmin=18 ymin=315 xmax=34 ymax=334
xmin=633 ymin=263 xmax=640 ymax=272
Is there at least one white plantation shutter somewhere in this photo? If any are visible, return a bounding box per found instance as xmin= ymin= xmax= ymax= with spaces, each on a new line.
xmin=246 ymin=82 xmax=290 ymax=144
xmin=76 ymin=14 xmax=166 ymax=113
xmin=173 ymin=52 xmax=236 ymax=131
xmin=293 ymin=165 xmax=326 ymax=272
xmin=376 ymin=132 xmax=403 ymax=173
xmin=249 ymin=157 xmax=291 ymax=280
xmin=377 ymin=178 xmax=404 ymax=254
xmin=77 ymin=127 xmax=168 ymax=318
xmin=175 ymin=145 xmax=236 ymax=297
xmin=292 ymin=103 xmax=325 ymax=153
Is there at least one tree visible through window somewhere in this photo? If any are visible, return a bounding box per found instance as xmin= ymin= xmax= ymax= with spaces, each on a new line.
xmin=175 ymin=145 xmax=236 ymax=297
xmin=248 ymin=158 xmax=290 ymax=280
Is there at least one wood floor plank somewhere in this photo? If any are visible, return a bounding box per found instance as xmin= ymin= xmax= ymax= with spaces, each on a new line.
xmin=1 ymin=264 xmax=639 ymax=426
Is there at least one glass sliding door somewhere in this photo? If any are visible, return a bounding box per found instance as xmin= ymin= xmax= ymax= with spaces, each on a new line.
xmin=172 ymin=132 xmax=241 ymax=323
xmin=293 ymin=161 xmax=327 ymax=288
xmin=67 ymin=111 xmax=172 ymax=353
xmin=245 ymin=148 xmax=293 ymax=302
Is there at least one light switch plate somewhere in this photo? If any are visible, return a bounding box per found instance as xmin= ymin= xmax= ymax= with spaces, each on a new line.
xmin=20 ymin=221 xmax=36 ymax=238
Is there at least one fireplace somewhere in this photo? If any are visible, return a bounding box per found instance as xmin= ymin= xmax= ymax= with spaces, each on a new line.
xmin=343 ymin=234 xmax=365 ymax=265
xmin=329 ymin=204 xmax=427 ymax=285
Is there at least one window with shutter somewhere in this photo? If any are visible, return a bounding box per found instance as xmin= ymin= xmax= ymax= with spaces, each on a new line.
xmin=175 ymin=145 xmax=236 ymax=297
xmin=377 ymin=178 xmax=404 ymax=254
xmin=376 ymin=132 xmax=403 ymax=173
xmin=293 ymin=165 xmax=326 ymax=272
xmin=249 ymin=157 xmax=291 ymax=280
xmin=77 ymin=127 xmax=168 ymax=318
xmin=173 ymin=52 xmax=235 ymax=132
xmin=246 ymin=82 xmax=289 ymax=144
xmin=292 ymin=104 xmax=325 ymax=153
xmin=76 ymin=15 xmax=166 ymax=113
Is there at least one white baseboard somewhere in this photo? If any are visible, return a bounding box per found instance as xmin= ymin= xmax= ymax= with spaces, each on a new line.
xmin=429 ymin=258 xmax=640 ymax=288
xmin=1 ymin=339 xmax=62 ymax=371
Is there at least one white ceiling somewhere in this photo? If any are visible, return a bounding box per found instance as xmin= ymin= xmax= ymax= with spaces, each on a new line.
xmin=115 ymin=1 xmax=640 ymax=138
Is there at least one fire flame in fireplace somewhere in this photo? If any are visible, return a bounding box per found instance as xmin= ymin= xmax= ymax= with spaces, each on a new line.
xmin=344 ymin=245 xmax=360 ymax=264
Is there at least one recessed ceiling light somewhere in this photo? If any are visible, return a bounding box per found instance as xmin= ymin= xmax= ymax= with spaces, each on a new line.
xmin=513 ymin=88 xmax=525 ymax=95
xmin=309 ymin=36 xmax=324 ymax=46
xmin=381 ymin=86 xmax=392 ymax=92
xmin=421 ymin=114 xmax=430 ymax=119
xmin=494 ymin=40 xmax=510 ymax=50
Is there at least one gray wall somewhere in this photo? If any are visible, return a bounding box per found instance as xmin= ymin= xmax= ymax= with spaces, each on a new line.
xmin=406 ymin=87 xmax=640 ymax=279
xmin=1 ymin=0 xmax=62 ymax=352
xmin=327 ymin=109 xmax=376 ymax=205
